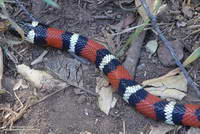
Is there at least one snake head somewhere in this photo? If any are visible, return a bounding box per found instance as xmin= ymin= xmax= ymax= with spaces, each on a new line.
xmin=9 ymin=21 xmax=48 ymax=44
xmin=9 ymin=21 xmax=37 ymax=41
xmin=18 ymin=21 xmax=39 ymax=33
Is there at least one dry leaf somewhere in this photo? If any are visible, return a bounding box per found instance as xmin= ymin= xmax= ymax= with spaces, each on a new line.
xmin=44 ymin=55 xmax=84 ymax=89
xmin=17 ymin=64 xmax=67 ymax=89
xmin=96 ymin=77 xmax=117 ymax=115
xmin=145 ymin=40 xmax=158 ymax=55
xmin=149 ymin=124 xmax=175 ymax=134
xmin=142 ymin=71 xmax=187 ymax=100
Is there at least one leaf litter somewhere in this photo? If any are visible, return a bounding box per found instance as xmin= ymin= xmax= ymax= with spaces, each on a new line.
xmin=0 ymin=64 xmax=69 ymax=129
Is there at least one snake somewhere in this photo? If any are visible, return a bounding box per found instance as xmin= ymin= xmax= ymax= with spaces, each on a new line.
xmin=16 ymin=21 xmax=200 ymax=127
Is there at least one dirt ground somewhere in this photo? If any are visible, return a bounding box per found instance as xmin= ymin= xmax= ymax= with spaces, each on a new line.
xmin=0 ymin=0 xmax=200 ymax=134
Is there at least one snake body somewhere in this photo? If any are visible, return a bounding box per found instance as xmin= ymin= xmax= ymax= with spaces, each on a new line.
xmin=24 ymin=21 xmax=200 ymax=127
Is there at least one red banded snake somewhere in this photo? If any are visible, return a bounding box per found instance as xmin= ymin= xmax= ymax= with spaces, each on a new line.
xmin=16 ymin=21 xmax=200 ymax=127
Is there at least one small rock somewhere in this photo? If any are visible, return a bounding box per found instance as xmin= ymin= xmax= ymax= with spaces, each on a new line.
xmin=157 ymin=40 xmax=184 ymax=67
xmin=84 ymin=108 xmax=89 ymax=116
xmin=182 ymin=6 xmax=193 ymax=18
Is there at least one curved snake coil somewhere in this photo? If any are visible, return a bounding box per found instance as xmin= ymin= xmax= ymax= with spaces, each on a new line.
xmin=23 ymin=21 xmax=200 ymax=127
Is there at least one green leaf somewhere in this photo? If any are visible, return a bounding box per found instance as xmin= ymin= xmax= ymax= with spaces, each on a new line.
xmin=183 ymin=47 xmax=200 ymax=66
xmin=145 ymin=40 xmax=158 ymax=55
xmin=42 ymin=0 xmax=60 ymax=8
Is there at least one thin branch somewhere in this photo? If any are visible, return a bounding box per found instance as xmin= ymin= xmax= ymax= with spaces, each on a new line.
xmin=28 ymin=87 xmax=67 ymax=108
xmin=139 ymin=0 xmax=200 ymax=97
xmin=14 ymin=0 xmax=36 ymax=21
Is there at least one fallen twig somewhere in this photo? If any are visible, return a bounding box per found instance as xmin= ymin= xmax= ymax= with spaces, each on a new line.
xmin=29 ymin=85 xmax=98 ymax=108
xmin=112 ymin=23 xmax=147 ymax=35
xmin=184 ymin=28 xmax=200 ymax=40
xmin=29 ymin=86 xmax=68 ymax=108
xmin=139 ymin=0 xmax=200 ymax=97
xmin=14 ymin=0 xmax=36 ymax=21
xmin=123 ymin=121 xmax=126 ymax=134
xmin=0 ymin=103 xmax=28 ymax=128
xmin=31 ymin=50 xmax=48 ymax=65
